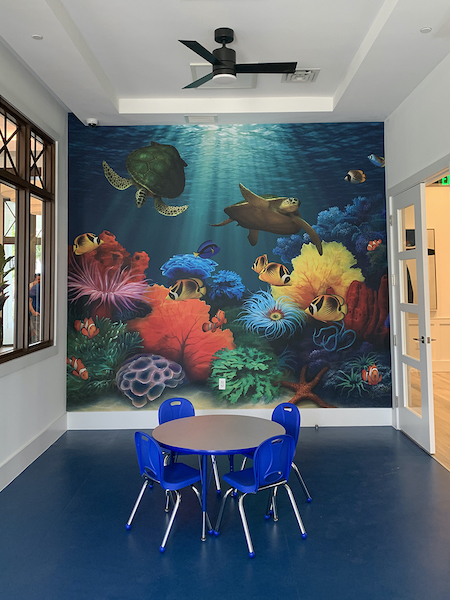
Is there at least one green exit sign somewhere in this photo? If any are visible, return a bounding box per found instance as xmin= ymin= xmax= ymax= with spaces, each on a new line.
xmin=441 ymin=176 xmax=449 ymax=185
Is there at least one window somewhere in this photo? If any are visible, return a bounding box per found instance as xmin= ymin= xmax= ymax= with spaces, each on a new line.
xmin=0 ymin=96 xmax=55 ymax=361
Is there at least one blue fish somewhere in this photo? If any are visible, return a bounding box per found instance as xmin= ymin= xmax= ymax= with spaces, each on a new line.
xmin=194 ymin=240 xmax=220 ymax=259
xmin=368 ymin=154 xmax=385 ymax=167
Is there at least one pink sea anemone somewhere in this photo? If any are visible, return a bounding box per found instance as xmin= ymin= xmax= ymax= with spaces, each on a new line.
xmin=68 ymin=254 xmax=149 ymax=318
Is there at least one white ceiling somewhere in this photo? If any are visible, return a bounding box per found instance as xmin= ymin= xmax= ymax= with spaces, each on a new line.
xmin=1 ymin=0 xmax=450 ymax=126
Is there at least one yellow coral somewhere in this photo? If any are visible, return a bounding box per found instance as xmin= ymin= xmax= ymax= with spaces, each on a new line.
xmin=271 ymin=241 xmax=364 ymax=310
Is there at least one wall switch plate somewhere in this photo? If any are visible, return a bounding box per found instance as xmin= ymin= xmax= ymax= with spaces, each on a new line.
xmin=218 ymin=378 xmax=226 ymax=390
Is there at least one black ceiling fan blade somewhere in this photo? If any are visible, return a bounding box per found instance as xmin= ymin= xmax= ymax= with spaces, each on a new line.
xmin=183 ymin=72 xmax=215 ymax=89
xmin=236 ymin=62 xmax=297 ymax=74
xmin=179 ymin=40 xmax=224 ymax=65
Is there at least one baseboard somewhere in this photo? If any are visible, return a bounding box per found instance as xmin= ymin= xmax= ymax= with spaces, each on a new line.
xmin=0 ymin=413 xmax=67 ymax=492
xmin=67 ymin=408 xmax=393 ymax=430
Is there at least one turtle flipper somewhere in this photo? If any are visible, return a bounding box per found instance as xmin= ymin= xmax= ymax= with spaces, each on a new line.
xmin=248 ymin=229 xmax=259 ymax=246
xmin=154 ymin=196 xmax=188 ymax=216
xmin=135 ymin=188 xmax=147 ymax=208
xmin=102 ymin=161 xmax=133 ymax=190
xmin=211 ymin=218 xmax=234 ymax=227
xmin=293 ymin=216 xmax=323 ymax=255
xmin=239 ymin=183 xmax=271 ymax=209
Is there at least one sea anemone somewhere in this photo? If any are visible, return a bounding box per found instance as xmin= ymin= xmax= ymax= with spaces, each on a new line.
xmin=236 ymin=290 xmax=306 ymax=340
xmin=68 ymin=255 xmax=149 ymax=317
xmin=209 ymin=270 xmax=246 ymax=301
xmin=161 ymin=253 xmax=217 ymax=281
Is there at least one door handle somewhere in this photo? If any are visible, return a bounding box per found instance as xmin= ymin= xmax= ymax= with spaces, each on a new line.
xmin=413 ymin=336 xmax=425 ymax=343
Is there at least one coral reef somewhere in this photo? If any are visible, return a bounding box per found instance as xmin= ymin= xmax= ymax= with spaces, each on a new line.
xmin=208 ymin=346 xmax=283 ymax=404
xmin=161 ymin=253 xmax=217 ymax=282
xmin=209 ymin=270 xmax=246 ymax=301
xmin=237 ymin=290 xmax=306 ymax=340
xmin=271 ymin=241 xmax=364 ymax=311
xmin=344 ymin=275 xmax=389 ymax=347
xmin=66 ymin=317 xmax=143 ymax=405
xmin=116 ymin=353 xmax=186 ymax=408
xmin=127 ymin=285 xmax=234 ymax=381
xmin=279 ymin=365 xmax=334 ymax=407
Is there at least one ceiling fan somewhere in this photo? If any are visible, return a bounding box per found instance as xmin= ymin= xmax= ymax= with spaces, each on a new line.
xmin=179 ymin=28 xmax=297 ymax=89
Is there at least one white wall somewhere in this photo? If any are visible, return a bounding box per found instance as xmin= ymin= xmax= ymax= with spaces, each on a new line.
xmin=0 ymin=40 xmax=68 ymax=491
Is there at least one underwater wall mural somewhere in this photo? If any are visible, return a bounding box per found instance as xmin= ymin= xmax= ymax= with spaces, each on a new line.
xmin=67 ymin=116 xmax=390 ymax=412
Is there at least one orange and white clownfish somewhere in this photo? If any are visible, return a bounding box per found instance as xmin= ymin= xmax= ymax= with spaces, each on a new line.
xmin=367 ymin=239 xmax=382 ymax=251
xmin=74 ymin=317 xmax=99 ymax=338
xmin=67 ymin=356 xmax=88 ymax=380
xmin=202 ymin=309 xmax=227 ymax=333
xmin=362 ymin=364 xmax=382 ymax=386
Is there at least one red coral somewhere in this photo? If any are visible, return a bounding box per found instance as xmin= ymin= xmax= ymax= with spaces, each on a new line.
xmin=128 ymin=285 xmax=235 ymax=381
xmin=344 ymin=276 xmax=389 ymax=347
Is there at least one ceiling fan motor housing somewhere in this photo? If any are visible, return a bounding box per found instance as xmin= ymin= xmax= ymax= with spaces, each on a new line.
xmin=213 ymin=46 xmax=236 ymax=77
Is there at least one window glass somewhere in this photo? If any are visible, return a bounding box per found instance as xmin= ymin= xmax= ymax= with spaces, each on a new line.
xmin=29 ymin=196 xmax=43 ymax=344
xmin=0 ymin=182 xmax=16 ymax=353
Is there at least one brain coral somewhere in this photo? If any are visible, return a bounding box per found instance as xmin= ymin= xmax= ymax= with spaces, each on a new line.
xmin=116 ymin=353 xmax=186 ymax=408
xmin=271 ymin=241 xmax=364 ymax=310
xmin=127 ymin=285 xmax=235 ymax=381
xmin=161 ymin=253 xmax=217 ymax=281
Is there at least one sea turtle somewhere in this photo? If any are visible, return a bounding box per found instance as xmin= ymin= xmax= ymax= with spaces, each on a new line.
xmin=211 ymin=183 xmax=323 ymax=254
xmin=102 ymin=141 xmax=188 ymax=216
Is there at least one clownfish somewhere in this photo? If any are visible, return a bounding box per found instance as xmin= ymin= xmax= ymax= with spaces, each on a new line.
xmin=74 ymin=317 xmax=99 ymax=338
xmin=202 ymin=309 xmax=227 ymax=333
xmin=362 ymin=364 xmax=382 ymax=386
xmin=344 ymin=170 xmax=366 ymax=184
xmin=367 ymin=239 xmax=382 ymax=251
xmin=67 ymin=356 xmax=88 ymax=380
xmin=73 ymin=233 xmax=104 ymax=255
xmin=258 ymin=262 xmax=292 ymax=286
xmin=167 ymin=277 xmax=206 ymax=301
xmin=307 ymin=294 xmax=348 ymax=322
xmin=252 ymin=254 xmax=269 ymax=274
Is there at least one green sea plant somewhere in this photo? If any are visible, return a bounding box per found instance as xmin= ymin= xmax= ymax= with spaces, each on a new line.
xmin=335 ymin=368 xmax=368 ymax=397
xmin=345 ymin=352 xmax=379 ymax=370
xmin=208 ymin=346 xmax=283 ymax=404
xmin=67 ymin=316 xmax=143 ymax=405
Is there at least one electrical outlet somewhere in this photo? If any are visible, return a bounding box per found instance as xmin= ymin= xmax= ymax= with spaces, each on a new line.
xmin=218 ymin=378 xmax=226 ymax=390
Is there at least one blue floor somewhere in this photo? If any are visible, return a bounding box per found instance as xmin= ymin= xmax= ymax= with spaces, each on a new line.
xmin=1 ymin=427 xmax=450 ymax=600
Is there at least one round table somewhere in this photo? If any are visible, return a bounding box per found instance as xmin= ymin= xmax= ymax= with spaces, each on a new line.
xmin=152 ymin=414 xmax=285 ymax=540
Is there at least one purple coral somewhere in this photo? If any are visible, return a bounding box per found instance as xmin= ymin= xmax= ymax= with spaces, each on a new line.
xmin=115 ymin=353 xmax=186 ymax=408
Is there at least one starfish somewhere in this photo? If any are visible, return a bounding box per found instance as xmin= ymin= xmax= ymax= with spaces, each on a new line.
xmin=279 ymin=365 xmax=335 ymax=408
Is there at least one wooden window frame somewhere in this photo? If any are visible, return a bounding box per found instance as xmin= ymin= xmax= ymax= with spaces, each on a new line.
xmin=0 ymin=96 xmax=55 ymax=363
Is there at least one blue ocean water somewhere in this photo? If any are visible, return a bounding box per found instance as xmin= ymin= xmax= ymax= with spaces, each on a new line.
xmin=68 ymin=115 xmax=385 ymax=290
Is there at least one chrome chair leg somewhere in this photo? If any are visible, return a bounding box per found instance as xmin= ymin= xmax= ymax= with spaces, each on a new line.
xmin=211 ymin=455 xmax=221 ymax=494
xmin=190 ymin=485 xmax=213 ymax=532
xmin=240 ymin=456 xmax=248 ymax=470
xmin=160 ymin=490 xmax=181 ymax=552
xmin=271 ymin=486 xmax=279 ymax=522
xmin=237 ymin=493 xmax=255 ymax=558
xmin=292 ymin=462 xmax=312 ymax=502
xmin=284 ymin=483 xmax=307 ymax=539
xmin=125 ymin=480 xmax=149 ymax=530
xmin=214 ymin=487 xmax=234 ymax=534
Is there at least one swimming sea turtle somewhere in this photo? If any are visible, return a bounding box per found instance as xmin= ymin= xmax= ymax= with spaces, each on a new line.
xmin=102 ymin=141 xmax=188 ymax=216
xmin=211 ymin=183 xmax=323 ymax=254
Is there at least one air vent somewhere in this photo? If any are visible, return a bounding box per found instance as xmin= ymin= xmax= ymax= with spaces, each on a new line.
xmin=185 ymin=115 xmax=218 ymax=124
xmin=281 ymin=69 xmax=320 ymax=83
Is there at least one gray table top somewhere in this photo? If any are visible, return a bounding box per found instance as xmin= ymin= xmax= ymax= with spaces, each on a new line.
xmin=152 ymin=414 xmax=285 ymax=455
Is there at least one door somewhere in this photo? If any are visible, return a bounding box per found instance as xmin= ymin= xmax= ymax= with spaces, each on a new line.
xmin=390 ymin=184 xmax=435 ymax=453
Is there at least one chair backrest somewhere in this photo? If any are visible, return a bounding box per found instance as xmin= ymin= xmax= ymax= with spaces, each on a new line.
xmin=271 ymin=403 xmax=300 ymax=444
xmin=134 ymin=431 xmax=164 ymax=482
xmin=252 ymin=435 xmax=296 ymax=491
xmin=158 ymin=397 xmax=195 ymax=424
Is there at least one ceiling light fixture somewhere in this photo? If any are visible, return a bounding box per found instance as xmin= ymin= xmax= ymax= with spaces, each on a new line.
xmin=31 ymin=34 xmax=43 ymax=40
xmin=420 ymin=27 xmax=432 ymax=34
xmin=213 ymin=73 xmax=237 ymax=84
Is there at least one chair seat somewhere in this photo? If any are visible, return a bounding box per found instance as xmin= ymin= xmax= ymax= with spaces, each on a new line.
xmin=223 ymin=468 xmax=256 ymax=493
xmin=160 ymin=463 xmax=201 ymax=490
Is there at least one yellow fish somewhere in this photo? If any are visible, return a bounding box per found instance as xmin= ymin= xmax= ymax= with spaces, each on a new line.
xmin=167 ymin=277 xmax=206 ymax=301
xmin=73 ymin=233 xmax=104 ymax=255
xmin=252 ymin=254 xmax=269 ymax=274
xmin=259 ymin=262 xmax=292 ymax=286
xmin=307 ymin=294 xmax=348 ymax=322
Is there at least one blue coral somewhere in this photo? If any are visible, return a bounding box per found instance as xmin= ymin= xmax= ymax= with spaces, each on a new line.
xmin=209 ymin=270 xmax=246 ymax=301
xmin=237 ymin=290 xmax=306 ymax=340
xmin=161 ymin=253 xmax=217 ymax=281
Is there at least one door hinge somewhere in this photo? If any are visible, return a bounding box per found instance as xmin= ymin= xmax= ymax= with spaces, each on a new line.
xmin=394 ymin=396 xmax=399 ymax=408
xmin=389 ymin=215 xmax=393 ymax=226
xmin=391 ymin=274 xmax=395 ymax=286
xmin=393 ymin=334 xmax=397 ymax=346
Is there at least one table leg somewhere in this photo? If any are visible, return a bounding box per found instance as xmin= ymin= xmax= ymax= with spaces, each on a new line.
xmin=201 ymin=453 xmax=207 ymax=541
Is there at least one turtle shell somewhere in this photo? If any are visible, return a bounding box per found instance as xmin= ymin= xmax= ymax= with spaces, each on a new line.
xmin=126 ymin=141 xmax=187 ymax=199
xmin=224 ymin=198 xmax=302 ymax=235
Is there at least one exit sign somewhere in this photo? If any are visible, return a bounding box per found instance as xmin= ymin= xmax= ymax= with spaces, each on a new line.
xmin=441 ymin=176 xmax=449 ymax=185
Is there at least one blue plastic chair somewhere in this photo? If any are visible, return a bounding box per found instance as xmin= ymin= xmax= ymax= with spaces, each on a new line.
xmin=214 ymin=435 xmax=307 ymax=557
xmin=158 ymin=397 xmax=222 ymax=494
xmin=241 ymin=403 xmax=312 ymax=502
xmin=125 ymin=431 xmax=209 ymax=552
